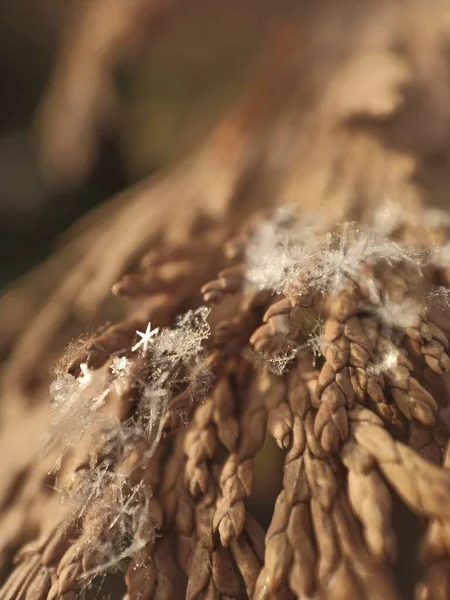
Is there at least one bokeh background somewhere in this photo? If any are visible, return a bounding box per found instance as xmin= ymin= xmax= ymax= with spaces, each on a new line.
xmin=0 ymin=0 xmax=300 ymax=287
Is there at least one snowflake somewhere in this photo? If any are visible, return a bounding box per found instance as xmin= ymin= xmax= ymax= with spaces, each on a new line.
xmin=426 ymin=286 xmax=450 ymax=310
xmin=152 ymin=307 xmax=211 ymax=363
xmin=132 ymin=322 xmax=160 ymax=353
xmin=110 ymin=356 xmax=131 ymax=377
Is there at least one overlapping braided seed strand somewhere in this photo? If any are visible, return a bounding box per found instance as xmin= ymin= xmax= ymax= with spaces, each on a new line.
xmin=0 ymin=521 xmax=78 ymax=600
xmin=405 ymin=319 xmax=450 ymax=376
xmin=409 ymin=419 xmax=449 ymax=465
xmin=249 ymin=297 xmax=298 ymax=355
xmin=303 ymin=428 xmax=399 ymax=600
xmin=184 ymin=395 xmax=220 ymax=498
xmin=416 ymin=443 xmax=450 ymax=600
xmin=378 ymin=336 xmax=438 ymax=426
xmin=201 ymin=264 xmax=247 ymax=305
xmin=254 ymin=355 xmax=318 ymax=600
xmin=341 ymin=437 xmax=396 ymax=562
xmin=184 ymin=376 xmax=239 ymax=497
xmin=213 ymin=370 xmax=286 ymax=545
xmin=187 ymin=466 xmax=264 ymax=600
xmin=229 ymin=514 xmax=265 ymax=599
xmin=267 ymin=399 xmax=293 ymax=450
xmin=249 ymin=290 xmax=316 ymax=357
xmin=348 ymin=405 xmax=450 ymax=519
xmin=313 ymin=290 xmax=360 ymax=452
xmin=318 ymin=490 xmax=399 ymax=600
xmin=187 ymin=468 xmax=239 ymax=599
xmin=124 ymin=537 xmax=177 ymax=600
xmin=357 ymin=316 xmax=409 ymax=435
xmin=380 ymin=270 xmax=450 ymax=377
xmin=360 ymin=317 xmax=438 ymax=428
xmin=159 ymin=434 xmax=197 ymax=574
xmin=114 ymin=229 xmax=226 ymax=300
xmin=200 ymin=219 xmax=265 ymax=306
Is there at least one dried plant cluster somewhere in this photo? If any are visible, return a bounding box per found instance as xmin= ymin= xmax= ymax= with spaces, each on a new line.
xmin=3 ymin=1 xmax=450 ymax=599
xmin=3 ymin=205 xmax=450 ymax=600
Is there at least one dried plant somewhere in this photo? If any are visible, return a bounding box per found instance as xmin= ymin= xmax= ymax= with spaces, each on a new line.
xmin=3 ymin=1 xmax=450 ymax=599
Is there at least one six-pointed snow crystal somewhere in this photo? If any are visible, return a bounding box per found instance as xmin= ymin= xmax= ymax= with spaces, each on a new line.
xmin=132 ymin=322 xmax=160 ymax=353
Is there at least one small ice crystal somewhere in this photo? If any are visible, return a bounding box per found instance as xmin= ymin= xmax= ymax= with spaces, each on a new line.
xmin=110 ymin=356 xmax=131 ymax=377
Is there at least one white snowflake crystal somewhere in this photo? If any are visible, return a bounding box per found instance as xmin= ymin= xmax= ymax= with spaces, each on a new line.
xmin=132 ymin=322 xmax=160 ymax=353
xmin=427 ymin=286 xmax=450 ymax=310
xmin=153 ymin=307 xmax=211 ymax=363
xmin=110 ymin=356 xmax=131 ymax=377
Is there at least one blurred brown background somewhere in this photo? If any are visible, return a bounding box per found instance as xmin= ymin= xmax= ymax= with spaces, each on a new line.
xmin=0 ymin=0 xmax=300 ymax=287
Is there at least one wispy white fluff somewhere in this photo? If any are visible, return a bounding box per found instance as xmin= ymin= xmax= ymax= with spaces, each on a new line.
xmin=63 ymin=448 xmax=157 ymax=581
xmin=47 ymin=306 xmax=214 ymax=580
xmin=431 ymin=244 xmax=450 ymax=268
xmin=372 ymin=200 xmax=450 ymax=233
xmin=427 ymin=286 xmax=450 ymax=310
xmin=367 ymin=346 xmax=402 ymax=375
xmin=45 ymin=366 xmax=115 ymax=464
xmin=245 ymin=207 xmax=322 ymax=294
xmin=245 ymin=214 xmax=423 ymax=298
xmin=371 ymin=199 xmax=404 ymax=235
xmin=152 ymin=307 xmax=211 ymax=363
xmin=361 ymin=296 xmax=422 ymax=330
xmin=423 ymin=209 xmax=450 ymax=231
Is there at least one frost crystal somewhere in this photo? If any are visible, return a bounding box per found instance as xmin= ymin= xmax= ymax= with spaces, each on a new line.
xmin=427 ymin=286 xmax=450 ymax=310
xmin=110 ymin=356 xmax=131 ymax=377
xmin=152 ymin=307 xmax=211 ymax=363
xmin=245 ymin=216 xmax=423 ymax=298
xmin=132 ymin=322 xmax=160 ymax=353
xmin=45 ymin=367 xmax=114 ymax=459
xmin=431 ymin=244 xmax=450 ymax=268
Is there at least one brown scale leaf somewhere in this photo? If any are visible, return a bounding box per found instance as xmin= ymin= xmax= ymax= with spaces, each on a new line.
xmin=349 ymin=405 xmax=450 ymax=520
xmin=213 ymin=370 xmax=285 ymax=545
xmin=124 ymin=537 xmax=178 ymax=600
xmin=341 ymin=438 xmax=397 ymax=562
xmin=186 ymin=463 xmax=263 ymax=600
xmin=255 ymin=358 xmax=317 ymax=599
xmin=313 ymin=290 xmax=362 ymax=452
xmin=415 ymin=444 xmax=450 ymax=600
xmin=202 ymin=264 xmax=247 ymax=305
xmin=159 ymin=435 xmax=197 ymax=575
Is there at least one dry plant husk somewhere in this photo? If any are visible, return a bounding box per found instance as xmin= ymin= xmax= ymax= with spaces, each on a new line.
xmin=3 ymin=1 xmax=450 ymax=599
